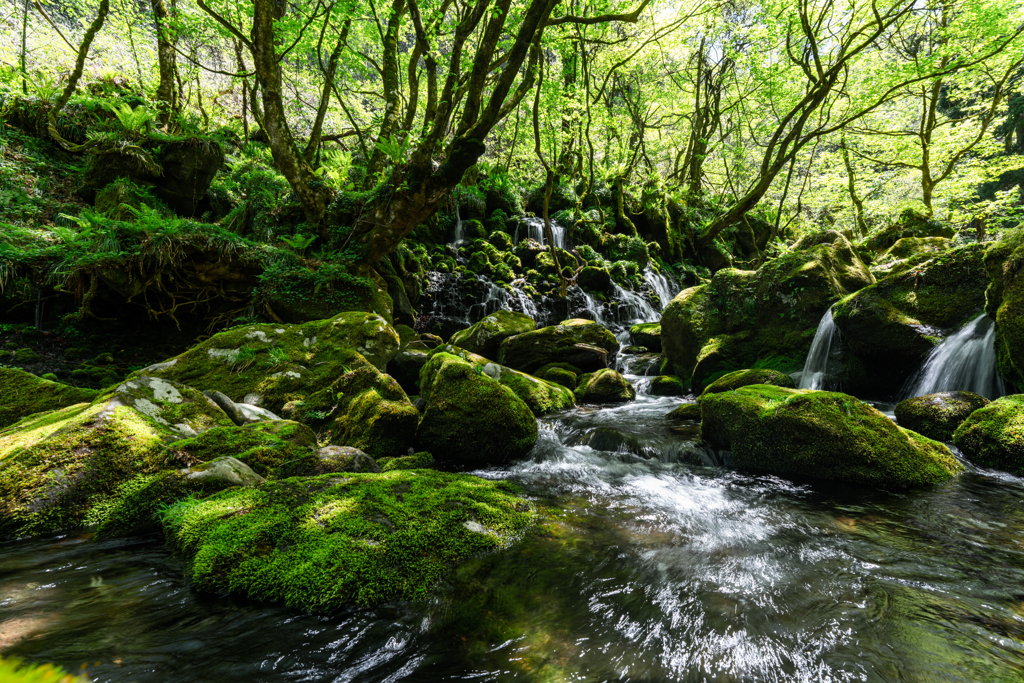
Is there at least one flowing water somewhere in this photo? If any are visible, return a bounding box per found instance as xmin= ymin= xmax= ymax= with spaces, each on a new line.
xmin=797 ymin=309 xmax=838 ymax=390
xmin=901 ymin=314 xmax=1006 ymax=400
xmin=8 ymin=286 xmax=1024 ymax=682
xmin=514 ymin=217 xmax=567 ymax=249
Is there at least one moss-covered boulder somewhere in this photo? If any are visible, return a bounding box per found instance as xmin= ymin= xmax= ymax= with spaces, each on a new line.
xmin=170 ymin=420 xmax=318 ymax=478
xmin=894 ymin=392 xmax=989 ymax=442
xmin=417 ymin=353 xmax=538 ymax=463
xmin=876 ymin=237 xmax=951 ymax=268
xmin=984 ymin=230 xmax=1024 ymax=389
xmin=648 ymin=375 xmax=686 ymax=396
xmin=864 ymin=209 xmax=955 ymax=252
xmin=952 ymin=395 xmax=1024 ymax=474
xmin=112 ymin=375 xmax=233 ymax=437
xmin=499 ymin=318 xmax=618 ymax=374
xmin=831 ymin=244 xmax=988 ymax=395
xmin=378 ymin=451 xmax=435 ymax=472
xmin=449 ymin=310 xmax=536 ymax=359
xmin=0 ymin=368 xmax=99 ymax=429
xmin=667 ymin=402 xmax=702 ymax=421
xmin=629 ymin=322 xmax=662 ymax=352
xmin=133 ymin=312 xmax=399 ymax=413
xmin=162 ymin=470 xmax=535 ymax=609
xmin=541 ymin=367 xmax=577 ymax=390
xmin=662 ymin=231 xmax=873 ymax=390
xmin=575 ymin=369 xmax=636 ymax=404
xmin=701 ymin=385 xmax=963 ymax=487
xmin=302 ymin=446 xmax=381 ymax=474
xmin=701 ymin=368 xmax=796 ymax=395
xmin=288 ymin=362 xmax=418 ymax=458
xmin=578 ymin=266 xmax=614 ymax=295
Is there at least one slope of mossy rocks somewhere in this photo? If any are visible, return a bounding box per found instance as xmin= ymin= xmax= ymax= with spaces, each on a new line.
xmin=662 ymin=231 xmax=873 ymax=391
xmin=131 ymin=312 xmax=399 ymax=413
xmin=984 ymin=230 xmax=1024 ymax=389
xmin=894 ymin=392 xmax=989 ymax=442
xmin=417 ymin=352 xmax=538 ymax=463
xmin=575 ymin=369 xmax=636 ymax=404
xmin=701 ymin=368 xmax=796 ymax=395
xmin=831 ymin=243 xmax=988 ymax=395
xmin=0 ymin=377 xmax=232 ymax=539
xmin=169 ymin=420 xmax=319 ymax=478
xmin=161 ymin=470 xmax=535 ymax=610
xmin=449 ymin=310 xmax=536 ymax=359
xmin=629 ymin=322 xmax=662 ymax=352
xmin=287 ymin=361 xmax=419 ymax=458
xmin=953 ymin=395 xmax=1024 ymax=475
xmin=498 ymin=318 xmax=619 ymax=374
xmin=0 ymin=368 xmax=99 ymax=429
xmin=701 ymin=385 xmax=963 ymax=487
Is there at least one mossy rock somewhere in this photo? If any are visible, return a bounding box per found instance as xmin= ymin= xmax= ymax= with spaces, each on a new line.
xmin=953 ymin=395 xmax=1024 ymax=475
xmin=300 ymin=446 xmax=381 ymax=475
xmin=864 ymin=209 xmax=955 ymax=252
xmin=667 ymin=402 xmax=701 ymax=421
xmin=701 ymin=368 xmax=796 ymax=396
xmin=831 ymin=244 xmax=988 ymax=395
xmin=170 ymin=420 xmax=319 ymax=478
xmin=14 ymin=347 xmax=40 ymax=363
xmin=389 ymin=348 xmax=430 ymax=395
xmin=894 ymin=392 xmax=989 ymax=442
xmin=629 ymin=322 xmax=662 ymax=352
xmin=499 ymin=318 xmax=618 ymax=375
xmin=162 ymin=470 xmax=535 ymax=610
xmin=984 ymin=230 xmax=1024 ymax=388
xmin=542 ymin=367 xmax=577 ymax=390
xmin=449 ymin=310 xmax=536 ymax=359
xmin=701 ymin=385 xmax=963 ymax=487
xmin=416 ymin=352 xmax=538 ymax=463
xmin=575 ymin=369 xmax=636 ymax=404
xmin=648 ymin=375 xmax=686 ymax=396
xmin=289 ymin=363 xmax=418 ymax=458
xmin=395 ymin=324 xmax=419 ymax=347
xmin=378 ymin=451 xmax=435 ymax=472
xmin=662 ymin=231 xmax=872 ymax=389
xmin=577 ymin=266 xmax=614 ymax=295
xmin=132 ymin=312 xmax=399 ymax=414
xmin=0 ymin=368 xmax=99 ymax=429
xmin=876 ymin=237 xmax=951 ymax=265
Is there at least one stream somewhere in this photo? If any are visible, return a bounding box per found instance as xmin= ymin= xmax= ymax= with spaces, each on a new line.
xmin=5 ymin=289 xmax=1024 ymax=681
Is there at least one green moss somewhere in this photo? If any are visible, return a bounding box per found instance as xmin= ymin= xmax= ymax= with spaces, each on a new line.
xmin=701 ymin=368 xmax=796 ymax=396
xmin=417 ymin=352 xmax=538 ymax=463
xmin=541 ymin=367 xmax=576 ymax=390
xmin=864 ymin=209 xmax=954 ymax=251
xmin=984 ymin=231 xmax=1024 ymax=388
xmin=161 ymin=470 xmax=535 ymax=610
xmin=498 ymin=319 xmax=618 ymax=375
xmin=701 ymin=385 xmax=963 ymax=487
xmin=449 ymin=310 xmax=536 ymax=359
xmin=0 ymin=368 xmax=99 ymax=429
xmin=629 ymin=322 xmax=662 ymax=352
xmin=0 ymin=657 xmax=88 ymax=682
xmin=14 ymin=347 xmax=40 ymax=363
xmin=170 ymin=420 xmax=318 ymax=478
xmin=648 ymin=375 xmax=686 ymax=396
xmin=894 ymin=392 xmax=989 ymax=442
xmin=575 ymin=369 xmax=636 ymax=404
xmin=379 ymin=451 xmax=435 ymax=471
xmin=953 ymin=395 xmax=1024 ymax=474
xmin=132 ymin=312 xmax=399 ymax=413
xmin=667 ymin=402 xmax=701 ymax=421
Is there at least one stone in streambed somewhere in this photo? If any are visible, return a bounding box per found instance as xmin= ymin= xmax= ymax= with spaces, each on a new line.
xmin=953 ymin=395 xmax=1024 ymax=475
xmin=701 ymin=385 xmax=962 ymax=487
xmin=648 ymin=375 xmax=686 ymax=396
xmin=629 ymin=322 xmax=662 ymax=352
xmin=894 ymin=392 xmax=989 ymax=442
xmin=449 ymin=310 xmax=536 ymax=359
xmin=667 ymin=402 xmax=701 ymax=421
xmin=701 ymin=368 xmax=796 ymax=395
xmin=499 ymin=318 xmax=618 ymax=375
xmin=575 ymin=369 xmax=636 ymax=404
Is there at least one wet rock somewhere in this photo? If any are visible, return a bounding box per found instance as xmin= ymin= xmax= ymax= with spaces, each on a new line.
xmin=701 ymin=368 xmax=796 ymax=395
xmin=984 ymin=231 xmax=1024 ymax=388
xmin=0 ymin=368 xmax=99 ymax=429
xmin=667 ymin=402 xmax=702 ymax=421
xmin=648 ymin=376 xmax=686 ymax=396
xmin=575 ymin=369 xmax=636 ymax=404
xmin=578 ymin=266 xmax=614 ymax=295
xmin=895 ymin=392 xmax=989 ymax=442
xmin=541 ymin=367 xmax=577 ymax=391
xmin=449 ymin=310 xmax=536 ymax=359
xmin=499 ymin=318 xmax=619 ymax=374
xmin=629 ymin=322 xmax=662 ymax=352
xmin=416 ymin=352 xmax=538 ymax=463
xmin=388 ymin=348 xmax=430 ymax=395
xmin=702 ymin=385 xmax=963 ymax=487
xmin=953 ymin=395 xmax=1024 ymax=475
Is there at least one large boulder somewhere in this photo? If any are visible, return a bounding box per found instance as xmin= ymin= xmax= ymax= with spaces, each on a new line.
xmin=0 ymin=368 xmax=99 ymax=429
xmin=953 ymin=395 xmax=1024 ymax=475
xmin=701 ymin=368 xmax=796 ymax=395
xmin=832 ymin=243 xmax=988 ymax=395
xmin=416 ymin=352 xmax=538 ymax=463
xmin=575 ymin=369 xmax=636 ymax=404
xmin=629 ymin=322 xmax=662 ymax=352
xmin=894 ymin=392 xmax=989 ymax=442
xmin=449 ymin=310 xmax=536 ymax=359
xmin=701 ymin=385 xmax=963 ymax=487
xmin=499 ymin=318 xmax=618 ymax=375
xmin=287 ymin=362 xmax=419 ymax=458
xmin=662 ymin=231 xmax=873 ymax=391
xmin=132 ymin=312 xmax=399 ymax=413
xmin=161 ymin=470 xmax=535 ymax=610
xmin=984 ymin=230 xmax=1024 ymax=389
xmin=169 ymin=420 xmax=319 ymax=478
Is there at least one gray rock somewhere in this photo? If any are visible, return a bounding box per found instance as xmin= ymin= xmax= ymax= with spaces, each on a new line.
xmin=181 ymin=456 xmax=265 ymax=487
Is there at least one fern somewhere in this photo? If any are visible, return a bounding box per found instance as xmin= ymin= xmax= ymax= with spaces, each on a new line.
xmin=105 ymin=102 xmax=156 ymax=133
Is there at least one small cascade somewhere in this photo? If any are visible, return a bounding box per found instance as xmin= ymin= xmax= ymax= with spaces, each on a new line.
xmin=611 ymin=283 xmax=660 ymax=324
xmin=798 ymin=309 xmax=839 ymax=390
xmin=901 ymin=314 xmax=1006 ymax=400
xmin=642 ymin=268 xmax=679 ymax=311
xmin=514 ymin=216 xmax=567 ymax=249
xmin=451 ymin=203 xmax=465 ymax=244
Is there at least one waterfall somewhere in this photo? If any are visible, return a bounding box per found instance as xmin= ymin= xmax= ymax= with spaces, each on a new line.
xmin=451 ymin=203 xmax=464 ymax=244
xmin=642 ymin=268 xmax=679 ymax=311
xmin=611 ymin=283 xmax=660 ymax=324
xmin=514 ymin=217 xmax=567 ymax=248
xmin=900 ymin=314 xmax=1006 ymax=400
xmin=798 ymin=309 xmax=838 ymax=390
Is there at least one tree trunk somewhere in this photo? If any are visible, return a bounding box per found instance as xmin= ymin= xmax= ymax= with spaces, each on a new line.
xmin=840 ymin=136 xmax=868 ymax=236
xmin=150 ymin=0 xmax=179 ymax=124
xmin=47 ymin=0 xmax=110 ymax=145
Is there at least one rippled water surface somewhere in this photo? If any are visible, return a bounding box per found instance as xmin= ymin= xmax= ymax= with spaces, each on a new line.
xmin=4 ymin=394 xmax=1024 ymax=681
